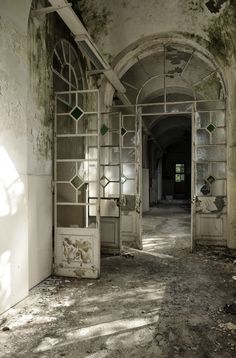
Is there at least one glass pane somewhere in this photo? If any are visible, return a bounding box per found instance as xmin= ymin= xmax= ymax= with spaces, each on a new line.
xmin=166 ymin=102 xmax=192 ymax=113
xmin=122 ymin=180 xmax=136 ymax=195
xmin=123 ymin=132 xmax=136 ymax=147
xmin=57 ymin=137 xmax=97 ymax=159
xmin=70 ymin=106 xmax=83 ymax=120
xmin=175 ymin=164 xmax=185 ymax=173
xmin=196 ymin=146 xmax=226 ymax=162
xmin=57 ymin=205 xmax=94 ymax=227
xmin=89 ymin=199 xmax=97 ymax=217
xmin=57 ymin=94 xmax=76 ymax=113
xmin=77 ymin=114 xmax=98 ymax=134
xmin=211 ymin=180 xmax=226 ymax=196
xmin=76 ymin=161 xmax=97 ymax=182
xmin=142 ymin=104 xmax=165 ymax=114
xmin=196 ymin=112 xmax=210 ymax=129
xmin=104 ymin=182 xmax=120 ymax=197
xmin=101 ymin=113 xmax=120 ymax=131
xmin=71 ymin=175 xmax=83 ymax=189
xmin=88 ymin=162 xmax=98 ymax=181
xmin=211 ymin=111 xmax=225 ymax=127
xmin=88 ymin=182 xmax=97 ymax=197
xmin=57 ymin=162 xmax=76 ymax=181
xmin=100 ymin=199 xmax=119 ymax=217
xmin=100 ymin=132 xmax=119 ymax=146
xmin=121 ymin=148 xmax=135 ymax=163
xmin=123 ymin=116 xmax=135 ymax=130
xmin=175 ymin=174 xmax=184 ymax=182
xmin=77 ymin=92 xmax=98 ymax=112
xmin=196 ymin=163 xmax=209 ymax=180
xmin=102 ymin=165 xmax=120 ymax=181
xmin=122 ymin=163 xmax=136 ymax=178
xmin=57 ymin=115 xmax=75 ymax=134
xmin=212 ymin=128 xmax=226 ymax=144
xmin=77 ymin=186 xmax=87 ymax=203
xmin=57 ymin=184 xmax=76 ymax=203
xmin=100 ymin=147 xmax=119 ymax=164
xmin=196 ymin=129 xmax=210 ymax=145
xmin=88 ymin=147 xmax=98 ymax=160
xmin=212 ymin=162 xmax=226 ymax=178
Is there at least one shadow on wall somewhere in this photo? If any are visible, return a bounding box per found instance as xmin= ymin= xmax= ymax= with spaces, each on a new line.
xmin=0 ymin=146 xmax=25 ymax=312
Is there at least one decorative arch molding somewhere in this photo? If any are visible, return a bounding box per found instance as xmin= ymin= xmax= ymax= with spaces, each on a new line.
xmin=101 ymin=33 xmax=228 ymax=109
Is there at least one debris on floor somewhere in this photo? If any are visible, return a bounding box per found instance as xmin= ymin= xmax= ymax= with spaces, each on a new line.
xmin=0 ymin=205 xmax=236 ymax=357
xmin=120 ymin=251 xmax=134 ymax=258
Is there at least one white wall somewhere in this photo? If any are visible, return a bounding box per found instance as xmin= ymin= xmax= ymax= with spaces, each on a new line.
xmin=0 ymin=0 xmax=31 ymax=314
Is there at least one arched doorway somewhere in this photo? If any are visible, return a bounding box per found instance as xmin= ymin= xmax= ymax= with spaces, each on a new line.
xmin=103 ymin=39 xmax=227 ymax=251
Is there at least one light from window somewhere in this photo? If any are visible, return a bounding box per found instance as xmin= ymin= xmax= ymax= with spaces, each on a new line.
xmin=175 ymin=164 xmax=185 ymax=182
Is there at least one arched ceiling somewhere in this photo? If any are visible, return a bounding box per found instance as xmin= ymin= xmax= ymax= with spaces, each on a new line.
xmin=149 ymin=115 xmax=191 ymax=150
xmin=119 ymin=43 xmax=224 ymax=104
xmin=116 ymin=43 xmax=224 ymax=148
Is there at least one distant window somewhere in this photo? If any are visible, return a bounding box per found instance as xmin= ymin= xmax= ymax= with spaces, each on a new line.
xmin=175 ymin=163 xmax=185 ymax=182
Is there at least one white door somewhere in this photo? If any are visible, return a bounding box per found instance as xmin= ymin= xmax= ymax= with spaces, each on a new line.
xmin=100 ymin=112 xmax=122 ymax=254
xmin=54 ymin=90 xmax=100 ymax=278
xmin=120 ymin=110 xmax=143 ymax=249
xmin=192 ymin=101 xmax=227 ymax=248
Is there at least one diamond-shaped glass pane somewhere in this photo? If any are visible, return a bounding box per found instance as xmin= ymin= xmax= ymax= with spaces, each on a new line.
xmin=101 ymin=124 xmax=109 ymax=135
xmin=207 ymin=123 xmax=216 ymax=133
xmin=71 ymin=175 xmax=83 ymax=189
xmin=207 ymin=175 xmax=215 ymax=184
xmin=100 ymin=176 xmax=109 ymax=187
xmin=121 ymin=176 xmax=127 ymax=184
xmin=121 ymin=127 xmax=127 ymax=136
xmin=71 ymin=106 xmax=83 ymax=120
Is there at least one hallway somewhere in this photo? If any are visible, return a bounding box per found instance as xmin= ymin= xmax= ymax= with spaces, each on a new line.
xmin=0 ymin=205 xmax=236 ymax=358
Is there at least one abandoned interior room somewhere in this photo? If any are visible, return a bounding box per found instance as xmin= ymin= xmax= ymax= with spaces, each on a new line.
xmin=0 ymin=0 xmax=236 ymax=356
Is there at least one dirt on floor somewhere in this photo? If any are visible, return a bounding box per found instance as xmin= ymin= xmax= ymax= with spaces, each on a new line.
xmin=0 ymin=204 xmax=236 ymax=358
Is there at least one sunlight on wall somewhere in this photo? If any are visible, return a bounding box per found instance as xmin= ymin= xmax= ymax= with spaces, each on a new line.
xmin=0 ymin=250 xmax=11 ymax=310
xmin=0 ymin=146 xmax=24 ymax=216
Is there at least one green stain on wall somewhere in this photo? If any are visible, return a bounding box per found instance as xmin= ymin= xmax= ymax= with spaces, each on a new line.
xmin=205 ymin=1 xmax=236 ymax=67
xmin=70 ymin=0 xmax=112 ymax=42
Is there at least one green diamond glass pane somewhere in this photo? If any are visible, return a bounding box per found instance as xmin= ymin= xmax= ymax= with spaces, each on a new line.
xmin=71 ymin=106 xmax=83 ymax=120
xmin=71 ymin=175 xmax=83 ymax=189
xmin=121 ymin=127 xmax=127 ymax=136
xmin=207 ymin=175 xmax=215 ymax=184
xmin=100 ymin=176 xmax=109 ymax=187
xmin=207 ymin=123 xmax=216 ymax=133
xmin=101 ymin=124 xmax=109 ymax=135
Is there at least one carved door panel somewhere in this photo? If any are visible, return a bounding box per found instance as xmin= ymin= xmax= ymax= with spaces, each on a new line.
xmin=192 ymin=101 xmax=227 ymax=247
xmin=54 ymin=90 xmax=100 ymax=278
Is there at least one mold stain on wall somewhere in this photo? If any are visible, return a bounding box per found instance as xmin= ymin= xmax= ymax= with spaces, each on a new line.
xmin=205 ymin=1 xmax=236 ymax=67
xmin=0 ymin=15 xmax=27 ymax=137
xmin=71 ymin=0 xmax=113 ymax=43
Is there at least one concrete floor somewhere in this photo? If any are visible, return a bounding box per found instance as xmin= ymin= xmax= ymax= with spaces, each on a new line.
xmin=0 ymin=203 xmax=236 ymax=357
